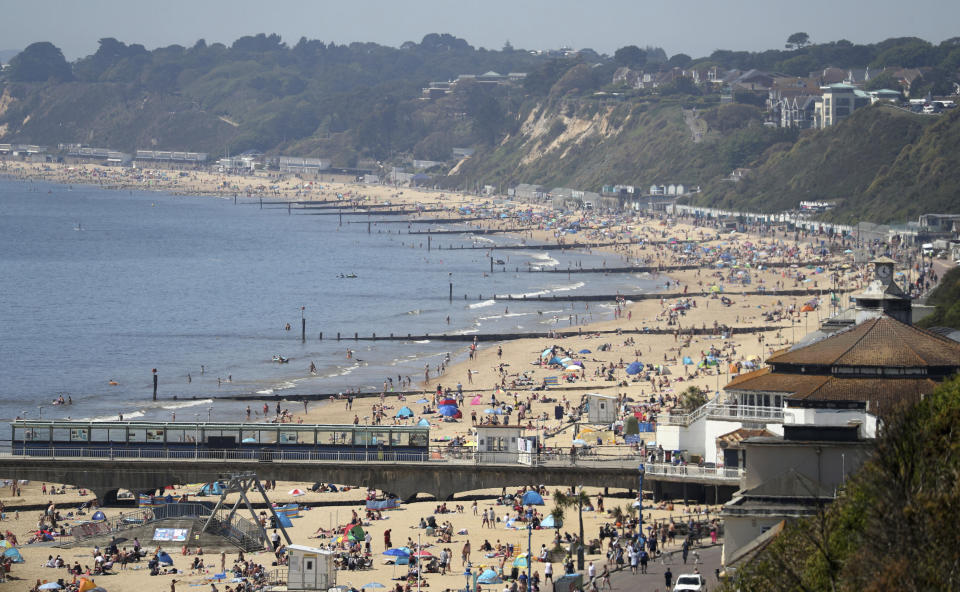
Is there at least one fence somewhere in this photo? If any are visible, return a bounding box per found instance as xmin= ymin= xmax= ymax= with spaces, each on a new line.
xmin=68 ymin=502 xmax=213 ymax=545
xmin=643 ymin=462 xmax=742 ymax=482
xmin=659 ymin=403 xmax=784 ymax=426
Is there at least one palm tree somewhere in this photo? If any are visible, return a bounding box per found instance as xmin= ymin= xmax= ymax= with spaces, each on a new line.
xmin=553 ymin=487 xmax=592 ymax=570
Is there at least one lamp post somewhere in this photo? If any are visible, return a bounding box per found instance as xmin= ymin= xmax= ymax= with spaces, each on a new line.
xmin=638 ymin=463 xmax=645 ymax=536
xmin=527 ymin=521 xmax=533 ymax=587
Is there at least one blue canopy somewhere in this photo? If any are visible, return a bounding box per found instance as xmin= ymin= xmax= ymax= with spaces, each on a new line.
xmin=417 ymin=418 xmax=431 ymax=427
xmin=540 ymin=514 xmax=563 ymax=528
xmin=477 ymin=569 xmax=502 ymax=584
xmin=521 ymin=491 xmax=544 ymax=506
xmin=158 ymin=551 xmax=174 ymax=565
xmin=277 ymin=514 xmax=293 ymax=528
xmin=383 ymin=548 xmax=409 ymax=557
xmin=682 ymin=356 xmax=693 ymax=365
xmin=396 ymin=406 xmax=414 ymax=418
xmin=91 ymin=510 xmax=106 ymax=521
xmin=200 ymin=482 xmax=224 ymax=495
xmin=626 ymin=361 xmax=644 ymax=375
xmin=437 ymin=404 xmax=459 ymax=417
xmin=3 ymin=547 xmax=23 ymax=563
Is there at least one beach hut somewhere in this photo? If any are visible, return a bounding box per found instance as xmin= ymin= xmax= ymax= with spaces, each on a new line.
xmin=286 ymin=544 xmax=335 ymax=591
xmin=586 ymin=393 xmax=617 ymax=424
xmin=475 ymin=425 xmax=523 ymax=464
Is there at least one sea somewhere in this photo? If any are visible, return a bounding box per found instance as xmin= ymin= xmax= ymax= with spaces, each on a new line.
xmin=0 ymin=178 xmax=663 ymax=425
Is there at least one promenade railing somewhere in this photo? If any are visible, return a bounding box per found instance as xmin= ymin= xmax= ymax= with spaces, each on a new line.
xmin=643 ymin=462 xmax=743 ymax=482
xmin=659 ymin=402 xmax=784 ymax=426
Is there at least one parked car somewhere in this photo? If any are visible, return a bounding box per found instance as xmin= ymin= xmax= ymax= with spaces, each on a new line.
xmin=673 ymin=573 xmax=707 ymax=591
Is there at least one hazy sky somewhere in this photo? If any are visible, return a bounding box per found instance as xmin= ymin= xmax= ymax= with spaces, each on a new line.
xmin=3 ymin=0 xmax=959 ymax=60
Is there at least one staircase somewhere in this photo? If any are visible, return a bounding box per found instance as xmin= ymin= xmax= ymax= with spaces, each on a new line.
xmin=205 ymin=510 xmax=265 ymax=552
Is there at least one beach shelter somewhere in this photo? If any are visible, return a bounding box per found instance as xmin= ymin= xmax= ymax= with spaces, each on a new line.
xmin=395 ymin=407 xmax=414 ymax=418
xmin=78 ymin=581 xmax=96 ymax=592
xmin=477 ymin=569 xmax=502 ymax=584
xmin=91 ymin=510 xmax=106 ymax=521
xmin=470 ymin=395 xmax=483 ymax=405
xmin=521 ymin=490 xmax=544 ymax=506
xmin=277 ymin=514 xmax=293 ymax=528
xmin=541 ymin=349 xmax=552 ymax=358
xmin=625 ymin=361 xmax=644 ymax=375
xmin=682 ymin=356 xmax=693 ymax=365
xmin=417 ymin=418 xmax=431 ymax=427
xmin=344 ymin=523 xmax=365 ymax=542
xmin=540 ymin=514 xmax=561 ymax=528
xmin=200 ymin=481 xmax=224 ymax=496
xmin=513 ymin=555 xmax=529 ymax=568
xmin=157 ymin=551 xmax=174 ymax=565
xmin=416 ymin=398 xmax=430 ymax=404
xmin=3 ymin=546 xmax=23 ymax=563
xmin=578 ymin=349 xmax=591 ymax=354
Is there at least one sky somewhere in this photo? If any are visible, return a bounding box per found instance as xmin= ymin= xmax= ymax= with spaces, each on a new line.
xmin=2 ymin=0 xmax=959 ymax=61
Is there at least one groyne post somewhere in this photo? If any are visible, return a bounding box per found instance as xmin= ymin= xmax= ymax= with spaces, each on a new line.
xmin=152 ymin=369 xmax=158 ymax=401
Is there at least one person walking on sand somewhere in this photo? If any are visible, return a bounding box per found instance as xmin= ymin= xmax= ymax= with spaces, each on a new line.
xmin=462 ymin=540 xmax=471 ymax=565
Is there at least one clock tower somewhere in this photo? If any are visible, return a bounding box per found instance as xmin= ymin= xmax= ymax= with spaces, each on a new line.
xmin=853 ymin=256 xmax=912 ymax=324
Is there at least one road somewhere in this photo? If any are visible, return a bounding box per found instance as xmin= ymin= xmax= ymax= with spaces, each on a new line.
xmin=607 ymin=544 xmax=722 ymax=591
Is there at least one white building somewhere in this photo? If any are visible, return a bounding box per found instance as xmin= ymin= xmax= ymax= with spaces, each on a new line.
xmin=585 ymin=393 xmax=618 ymax=425
xmin=286 ymin=544 xmax=335 ymax=590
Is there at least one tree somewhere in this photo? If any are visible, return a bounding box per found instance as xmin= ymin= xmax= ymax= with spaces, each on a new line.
xmin=7 ymin=42 xmax=72 ymax=82
xmin=553 ymin=487 xmax=592 ymax=570
xmin=667 ymin=53 xmax=693 ymax=69
xmin=679 ymin=386 xmax=708 ymax=413
xmin=614 ymin=45 xmax=647 ymax=68
xmin=786 ymin=32 xmax=811 ymax=50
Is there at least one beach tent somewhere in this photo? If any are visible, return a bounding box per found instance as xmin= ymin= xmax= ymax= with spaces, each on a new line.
xmin=77 ymin=580 xmax=97 ymax=592
xmin=625 ymin=361 xmax=644 ymax=375
xmin=91 ymin=511 xmax=106 ymax=521
xmin=470 ymin=395 xmax=483 ymax=405
xmin=276 ymin=514 xmax=293 ymax=528
xmin=513 ymin=555 xmax=528 ymax=568
xmin=682 ymin=356 xmax=693 ymax=365
xmin=158 ymin=551 xmax=174 ymax=565
xmin=416 ymin=398 xmax=430 ymax=404
xmin=3 ymin=546 xmax=23 ymax=563
xmin=200 ymin=482 xmax=224 ymax=496
xmin=417 ymin=418 xmax=431 ymax=427
xmin=477 ymin=569 xmax=502 ymax=584
xmin=521 ymin=491 xmax=544 ymax=506
xmin=541 ymin=349 xmax=552 ymax=358
xmin=579 ymin=349 xmax=591 ymax=354
xmin=344 ymin=524 xmax=365 ymax=542
xmin=395 ymin=407 xmax=414 ymax=418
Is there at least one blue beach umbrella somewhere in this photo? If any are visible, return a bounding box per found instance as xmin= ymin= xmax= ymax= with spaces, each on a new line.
xmin=579 ymin=349 xmax=591 ymax=354
xmin=384 ymin=548 xmax=410 ymax=557
xmin=625 ymin=361 xmax=644 ymax=375
xmin=438 ymin=405 xmax=459 ymax=417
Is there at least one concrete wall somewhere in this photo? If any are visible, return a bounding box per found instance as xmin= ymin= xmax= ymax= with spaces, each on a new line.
xmin=741 ymin=440 xmax=872 ymax=492
xmin=722 ymin=514 xmax=783 ymax=565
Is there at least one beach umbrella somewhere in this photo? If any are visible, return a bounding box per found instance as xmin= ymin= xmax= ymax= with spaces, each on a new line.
xmin=438 ymin=398 xmax=457 ymax=406
xmin=477 ymin=569 xmax=502 ymax=584
xmin=484 ymin=408 xmax=502 ymax=415
xmin=362 ymin=583 xmax=386 ymax=589
xmin=578 ymin=349 xmax=591 ymax=354
xmin=559 ymin=357 xmax=572 ymax=364
xmin=548 ymin=357 xmax=563 ymax=365
xmin=625 ymin=361 xmax=644 ymax=375
xmin=38 ymin=584 xmax=62 ymax=591
xmin=438 ymin=405 xmax=459 ymax=417
xmin=572 ymin=439 xmax=588 ymax=446
xmin=395 ymin=406 xmax=414 ymax=418
xmin=521 ymin=490 xmax=545 ymax=506
xmin=91 ymin=511 xmax=106 ymax=521
xmin=384 ymin=548 xmax=410 ymax=557
xmin=412 ymin=550 xmax=432 ymax=557
xmin=288 ymin=488 xmax=305 ymax=496
xmin=470 ymin=395 xmax=483 ymax=405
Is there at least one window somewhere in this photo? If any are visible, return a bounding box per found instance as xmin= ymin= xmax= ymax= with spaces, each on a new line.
xmin=306 ymin=560 xmax=313 ymax=570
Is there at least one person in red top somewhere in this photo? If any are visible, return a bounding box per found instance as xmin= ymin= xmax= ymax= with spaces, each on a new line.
xmin=384 ymin=529 xmax=392 ymax=550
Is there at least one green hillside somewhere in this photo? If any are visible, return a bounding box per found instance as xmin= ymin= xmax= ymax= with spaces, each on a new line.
xmin=694 ymin=105 xmax=960 ymax=222
xmin=917 ymin=267 xmax=960 ymax=330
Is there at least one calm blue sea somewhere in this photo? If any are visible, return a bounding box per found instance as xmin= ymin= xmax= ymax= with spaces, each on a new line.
xmin=0 ymin=179 xmax=659 ymax=424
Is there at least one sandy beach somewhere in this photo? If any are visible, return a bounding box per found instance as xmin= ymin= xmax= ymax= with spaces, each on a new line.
xmin=0 ymin=160 xmax=869 ymax=591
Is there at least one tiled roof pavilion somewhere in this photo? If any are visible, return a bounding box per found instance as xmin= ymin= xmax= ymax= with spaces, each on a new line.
xmin=725 ymin=316 xmax=960 ymax=415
